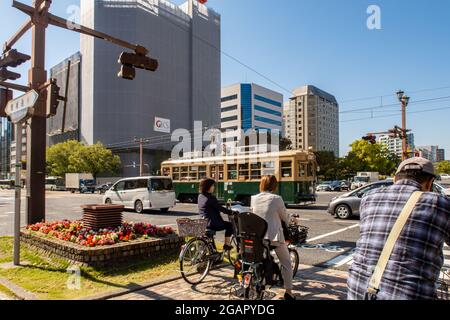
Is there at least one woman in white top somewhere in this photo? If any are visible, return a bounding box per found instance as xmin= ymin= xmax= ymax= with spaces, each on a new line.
xmin=251 ymin=175 xmax=296 ymax=300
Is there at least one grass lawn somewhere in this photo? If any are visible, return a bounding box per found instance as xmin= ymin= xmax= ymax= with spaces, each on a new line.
xmin=0 ymin=236 xmax=181 ymax=300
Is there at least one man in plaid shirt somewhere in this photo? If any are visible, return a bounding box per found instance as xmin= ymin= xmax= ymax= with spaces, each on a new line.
xmin=348 ymin=157 xmax=450 ymax=300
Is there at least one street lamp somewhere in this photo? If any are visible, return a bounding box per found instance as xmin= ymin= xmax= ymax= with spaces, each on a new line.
xmin=396 ymin=90 xmax=410 ymax=160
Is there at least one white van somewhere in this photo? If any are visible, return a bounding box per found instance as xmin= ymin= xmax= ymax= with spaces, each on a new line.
xmin=103 ymin=176 xmax=176 ymax=213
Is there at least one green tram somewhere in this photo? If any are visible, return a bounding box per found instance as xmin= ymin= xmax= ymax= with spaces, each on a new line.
xmin=161 ymin=150 xmax=317 ymax=206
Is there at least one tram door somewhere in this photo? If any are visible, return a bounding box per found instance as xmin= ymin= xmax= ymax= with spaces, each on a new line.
xmin=211 ymin=165 xmax=225 ymax=201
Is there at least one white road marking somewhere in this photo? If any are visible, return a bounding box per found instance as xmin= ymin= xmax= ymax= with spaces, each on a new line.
xmin=323 ymin=253 xmax=354 ymax=267
xmin=306 ymin=224 xmax=359 ymax=243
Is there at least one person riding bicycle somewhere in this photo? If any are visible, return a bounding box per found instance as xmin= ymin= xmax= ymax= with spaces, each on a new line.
xmin=198 ymin=178 xmax=234 ymax=252
xmin=251 ymin=175 xmax=296 ymax=301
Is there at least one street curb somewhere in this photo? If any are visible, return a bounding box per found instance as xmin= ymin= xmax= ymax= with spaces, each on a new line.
xmin=0 ymin=276 xmax=39 ymax=300
xmin=83 ymin=263 xmax=230 ymax=300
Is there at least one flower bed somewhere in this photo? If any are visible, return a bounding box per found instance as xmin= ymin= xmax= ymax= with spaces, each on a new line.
xmin=26 ymin=220 xmax=174 ymax=247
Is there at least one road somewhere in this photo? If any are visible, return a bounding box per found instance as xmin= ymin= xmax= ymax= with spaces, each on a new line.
xmin=0 ymin=189 xmax=360 ymax=273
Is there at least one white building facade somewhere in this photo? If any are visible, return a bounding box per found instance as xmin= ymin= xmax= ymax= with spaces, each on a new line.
xmin=378 ymin=133 xmax=415 ymax=158
xmin=221 ymin=83 xmax=283 ymax=152
xmin=283 ymin=85 xmax=339 ymax=156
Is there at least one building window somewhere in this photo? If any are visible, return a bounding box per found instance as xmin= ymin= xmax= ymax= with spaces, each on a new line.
xmin=221 ymin=94 xmax=238 ymax=103
xmin=221 ymin=115 xmax=238 ymax=123
xmin=227 ymin=164 xmax=238 ymax=180
xmin=221 ymin=105 xmax=238 ymax=113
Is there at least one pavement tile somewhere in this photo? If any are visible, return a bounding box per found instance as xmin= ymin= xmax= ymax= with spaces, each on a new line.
xmin=110 ymin=264 xmax=348 ymax=300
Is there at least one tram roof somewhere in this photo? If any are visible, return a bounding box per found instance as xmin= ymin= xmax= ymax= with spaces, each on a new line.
xmin=161 ymin=150 xmax=314 ymax=165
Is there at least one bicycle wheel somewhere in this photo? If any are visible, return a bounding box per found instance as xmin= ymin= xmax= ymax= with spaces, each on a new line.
xmin=243 ymin=274 xmax=265 ymax=300
xmin=180 ymin=238 xmax=212 ymax=285
xmin=289 ymin=248 xmax=299 ymax=277
xmin=226 ymin=235 xmax=239 ymax=266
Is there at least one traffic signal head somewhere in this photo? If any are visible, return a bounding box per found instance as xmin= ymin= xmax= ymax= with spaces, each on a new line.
xmin=0 ymin=67 xmax=21 ymax=81
xmin=0 ymin=49 xmax=31 ymax=68
xmin=46 ymin=81 xmax=60 ymax=118
xmin=117 ymin=51 xmax=158 ymax=80
xmin=362 ymin=135 xmax=376 ymax=144
xmin=0 ymin=88 xmax=13 ymax=117
xmin=118 ymin=64 xmax=136 ymax=80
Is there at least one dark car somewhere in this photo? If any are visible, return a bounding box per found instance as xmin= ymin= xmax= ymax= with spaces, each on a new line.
xmin=95 ymin=183 xmax=113 ymax=194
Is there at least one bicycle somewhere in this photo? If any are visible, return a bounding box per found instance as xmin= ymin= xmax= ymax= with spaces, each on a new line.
xmin=230 ymin=213 xmax=307 ymax=300
xmin=437 ymin=267 xmax=449 ymax=300
xmin=178 ymin=217 xmax=237 ymax=285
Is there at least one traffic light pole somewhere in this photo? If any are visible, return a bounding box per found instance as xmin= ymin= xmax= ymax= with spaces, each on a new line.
xmin=26 ymin=0 xmax=48 ymax=224
xmin=401 ymin=100 xmax=408 ymax=161
xmin=135 ymin=138 xmax=150 ymax=177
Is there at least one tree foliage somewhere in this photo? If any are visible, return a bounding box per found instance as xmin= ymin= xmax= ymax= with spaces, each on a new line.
xmin=436 ymin=161 xmax=450 ymax=174
xmin=339 ymin=139 xmax=401 ymax=177
xmin=279 ymin=137 xmax=293 ymax=151
xmin=315 ymin=151 xmax=339 ymax=180
xmin=46 ymin=140 xmax=121 ymax=178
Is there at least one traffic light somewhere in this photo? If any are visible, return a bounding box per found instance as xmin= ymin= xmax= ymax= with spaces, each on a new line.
xmin=0 ymin=49 xmax=31 ymax=68
xmin=0 ymin=88 xmax=13 ymax=117
xmin=362 ymin=135 xmax=376 ymax=144
xmin=0 ymin=67 xmax=21 ymax=81
xmin=117 ymin=52 xmax=158 ymax=80
xmin=46 ymin=80 xmax=61 ymax=118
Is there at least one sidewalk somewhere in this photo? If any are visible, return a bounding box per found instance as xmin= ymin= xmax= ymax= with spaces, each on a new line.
xmin=110 ymin=265 xmax=348 ymax=300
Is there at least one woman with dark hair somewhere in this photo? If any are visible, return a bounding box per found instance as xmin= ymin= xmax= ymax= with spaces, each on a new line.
xmin=251 ymin=175 xmax=296 ymax=300
xmin=198 ymin=178 xmax=234 ymax=251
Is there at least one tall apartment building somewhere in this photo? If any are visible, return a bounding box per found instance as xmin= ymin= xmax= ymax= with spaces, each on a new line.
xmin=0 ymin=118 xmax=12 ymax=179
xmin=436 ymin=148 xmax=445 ymax=162
xmin=47 ymin=52 xmax=82 ymax=146
xmin=378 ymin=133 xmax=415 ymax=158
xmin=80 ymin=0 xmax=220 ymax=176
xmin=221 ymin=83 xmax=283 ymax=150
xmin=283 ymin=85 xmax=339 ymax=156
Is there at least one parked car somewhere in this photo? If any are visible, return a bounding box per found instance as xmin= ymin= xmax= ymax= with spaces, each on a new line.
xmin=96 ymin=183 xmax=113 ymax=194
xmin=103 ymin=176 xmax=176 ymax=213
xmin=438 ymin=173 xmax=450 ymax=180
xmin=316 ymin=182 xmax=332 ymax=192
xmin=328 ymin=180 xmax=449 ymax=219
xmin=434 ymin=182 xmax=450 ymax=197
xmin=340 ymin=181 xmax=350 ymax=191
xmin=329 ymin=181 xmax=342 ymax=191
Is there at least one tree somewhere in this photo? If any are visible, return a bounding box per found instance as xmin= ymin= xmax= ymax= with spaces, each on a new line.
xmin=315 ymin=151 xmax=338 ymax=180
xmin=46 ymin=141 xmax=121 ymax=179
xmin=436 ymin=161 xmax=450 ymax=174
xmin=279 ymin=137 xmax=293 ymax=151
xmin=339 ymin=139 xmax=400 ymax=177
xmin=46 ymin=140 xmax=83 ymax=177
xmin=69 ymin=142 xmax=121 ymax=179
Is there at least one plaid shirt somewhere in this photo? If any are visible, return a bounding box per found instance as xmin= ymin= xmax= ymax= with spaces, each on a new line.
xmin=347 ymin=179 xmax=450 ymax=300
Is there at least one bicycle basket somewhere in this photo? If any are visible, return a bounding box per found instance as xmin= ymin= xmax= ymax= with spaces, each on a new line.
xmin=287 ymin=225 xmax=309 ymax=245
xmin=176 ymin=218 xmax=208 ymax=237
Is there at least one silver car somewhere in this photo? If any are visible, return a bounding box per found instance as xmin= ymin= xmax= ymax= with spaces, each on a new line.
xmin=328 ymin=180 xmax=394 ymax=219
xmin=328 ymin=180 xmax=449 ymax=219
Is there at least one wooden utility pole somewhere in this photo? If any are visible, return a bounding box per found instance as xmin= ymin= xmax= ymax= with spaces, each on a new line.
xmin=396 ymin=90 xmax=410 ymax=161
xmin=135 ymin=138 xmax=150 ymax=176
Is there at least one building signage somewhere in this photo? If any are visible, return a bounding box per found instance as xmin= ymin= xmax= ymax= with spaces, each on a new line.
xmin=154 ymin=117 xmax=170 ymax=133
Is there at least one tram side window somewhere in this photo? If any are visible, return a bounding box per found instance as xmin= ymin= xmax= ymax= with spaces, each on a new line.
xmin=180 ymin=167 xmax=189 ymax=180
xmin=307 ymin=163 xmax=314 ymax=177
xmin=238 ymin=163 xmax=249 ymax=180
xmin=218 ymin=165 xmax=224 ymax=180
xmin=251 ymin=162 xmax=262 ymax=179
xmin=281 ymin=161 xmax=292 ymax=178
xmin=262 ymin=161 xmax=275 ymax=176
xmin=299 ymin=162 xmax=307 ymax=177
xmin=173 ymin=167 xmax=180 ymax=181
xmin=189 ymin=166 xmax=199 ymax=180
xmin=227 ymin=164 xmax=238 ymax=180
xmin=199 ymin=166 xmax=207 ymax=179
xmin=162 ymin=167 xmax=171 ymax=177
xmin=210 ymin=165 xmax=217 ymax=180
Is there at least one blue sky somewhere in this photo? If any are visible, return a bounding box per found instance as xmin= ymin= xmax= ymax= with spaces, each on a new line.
xmin=1 ymin=0 xmax=450 ymax=158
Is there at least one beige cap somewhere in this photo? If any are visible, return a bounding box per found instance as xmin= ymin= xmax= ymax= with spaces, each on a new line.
xmin=396 ymin=157 xmax=436 ymax=177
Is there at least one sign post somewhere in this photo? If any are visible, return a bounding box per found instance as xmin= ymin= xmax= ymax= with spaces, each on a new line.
xmin=5 ymin=90 xmax=39 ymax=266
